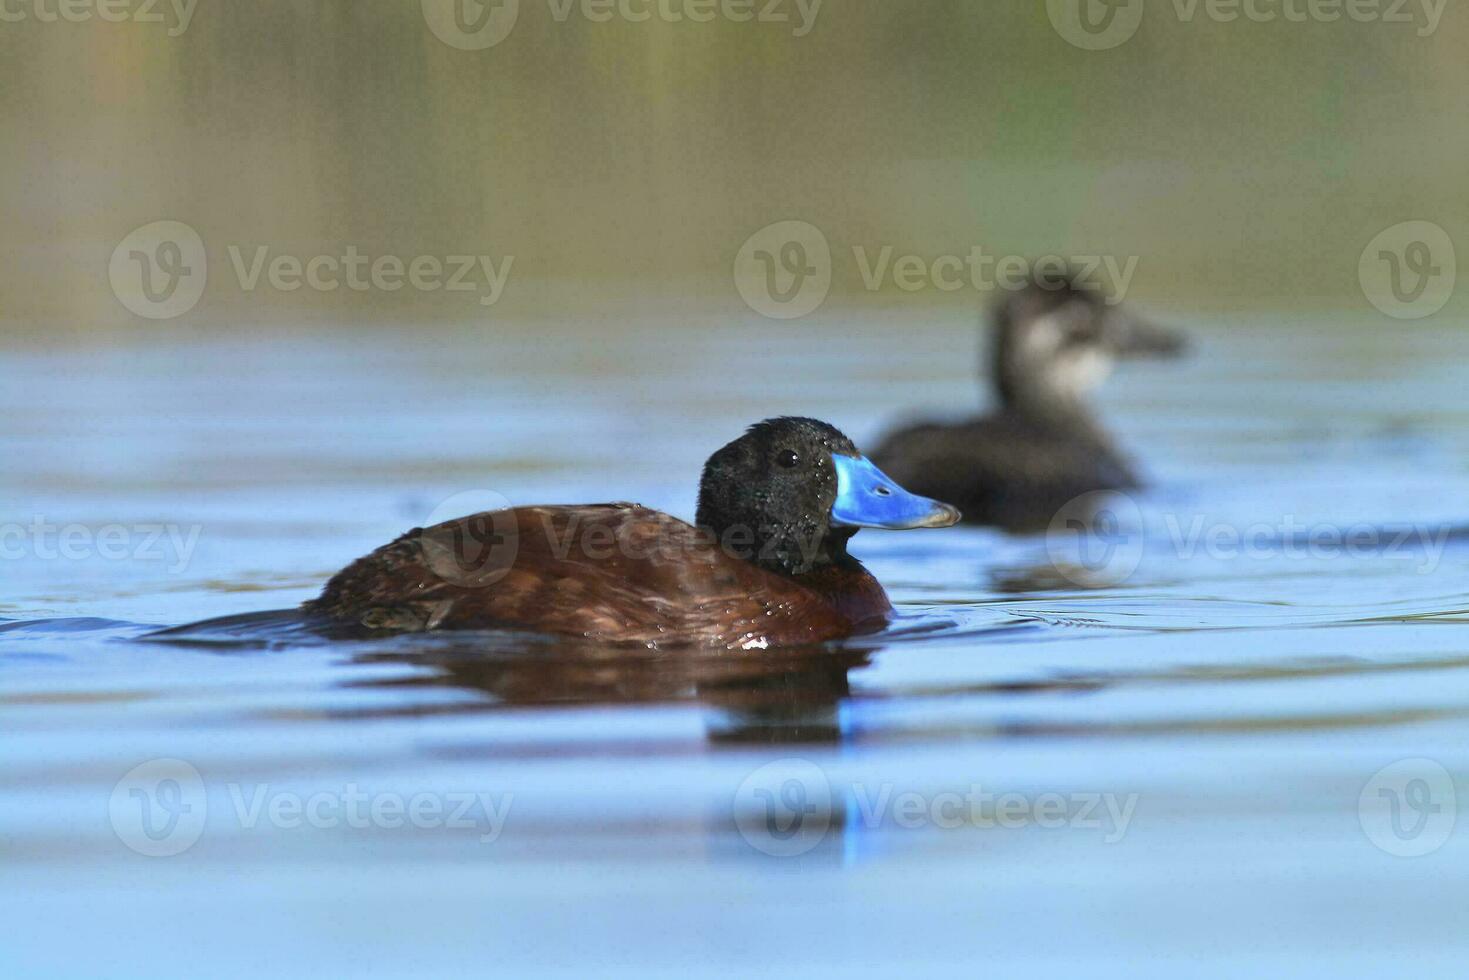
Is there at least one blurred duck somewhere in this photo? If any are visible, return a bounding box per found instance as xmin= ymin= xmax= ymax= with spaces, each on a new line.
xmin=305 ymin=417 xmax=959 ymax=648
xmin=870 ymin=270 xmax=1185 ymax=532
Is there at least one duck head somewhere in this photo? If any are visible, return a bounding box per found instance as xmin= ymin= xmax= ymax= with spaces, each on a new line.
xmin=992 ymin=268 xmax=1184 ymax=413
xmin=696 ymin=417 xmax=960 ymax=576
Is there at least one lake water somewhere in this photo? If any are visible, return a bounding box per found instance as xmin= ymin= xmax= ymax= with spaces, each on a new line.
xmin=4 ymin=311 xmax=1467 ymax=977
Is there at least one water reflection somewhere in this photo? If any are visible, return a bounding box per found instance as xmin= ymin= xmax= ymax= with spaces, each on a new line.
xmin=148 ymin=608 xmax=875 ymax=744
xmin=352 ymin=640 xmax=877 ymax=746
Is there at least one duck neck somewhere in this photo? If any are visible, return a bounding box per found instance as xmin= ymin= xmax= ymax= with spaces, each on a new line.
xmin=736 ymin=524 xmax=891 ymax=626
xmin=761 ymin=526 xmax=857 ymax=579
xmin=998 ymin=374 xmax=1105 ymax=435
xmin=694 ymin=514 xmax=859 ymax=580
xmin=788 ymin=552 xmax=892 ymax=626
xmin=991 ymin=306 xmax=1111 ymax=436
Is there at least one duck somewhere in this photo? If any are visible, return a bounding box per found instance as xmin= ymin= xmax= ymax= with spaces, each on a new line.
xmin=303 ymin=417 xmax=960 ymax=649
xmin=869 ymin=268 xmax=1184 ymax=532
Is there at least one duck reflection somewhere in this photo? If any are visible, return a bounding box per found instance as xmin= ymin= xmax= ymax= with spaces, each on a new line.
xmin=346 ymin=634 xmax=876 ymax=745
xmin=146 ymin=608 xmax=876 ymax=744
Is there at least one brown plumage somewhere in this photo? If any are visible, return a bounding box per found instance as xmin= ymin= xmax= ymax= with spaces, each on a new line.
xmin=306 ymin=504 xmax=892 ymax=650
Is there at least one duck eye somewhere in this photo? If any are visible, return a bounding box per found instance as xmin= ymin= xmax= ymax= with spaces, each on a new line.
xmin=776 ymin=449 xmax=800 ymax=469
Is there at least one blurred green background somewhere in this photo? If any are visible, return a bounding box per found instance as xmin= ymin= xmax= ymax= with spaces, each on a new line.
xmin=2 ymin=0 xmax=1465 ymax=332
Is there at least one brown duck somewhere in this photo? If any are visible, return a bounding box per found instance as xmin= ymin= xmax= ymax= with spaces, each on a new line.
xmin=306 ymin=417 xmax=960 ymax=649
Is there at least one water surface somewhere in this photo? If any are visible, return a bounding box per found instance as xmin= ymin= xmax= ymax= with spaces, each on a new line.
xmin=4 ymin=312 xmax=1468 ymax=976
